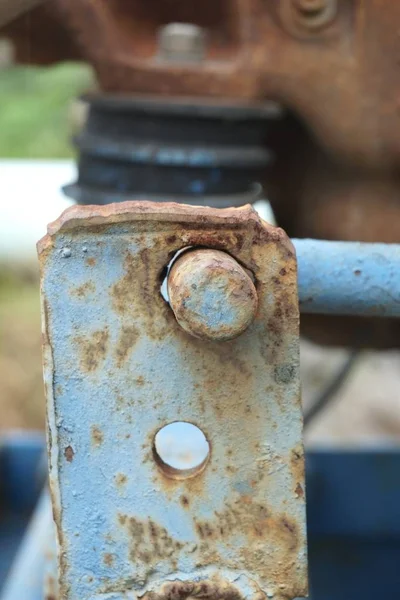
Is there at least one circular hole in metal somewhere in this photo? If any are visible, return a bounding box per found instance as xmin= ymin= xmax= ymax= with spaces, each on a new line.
xmin=160 ymin=246 xmax=193 ymax=303
xmin=153 ymin=422 xmax=210 ymax=479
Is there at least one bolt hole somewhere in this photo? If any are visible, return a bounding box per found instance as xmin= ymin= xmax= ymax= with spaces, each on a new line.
xmin=160 ymin=246 xmax=193 ymax=303
xmin=153 ymin=422 xmax=210 ymax=479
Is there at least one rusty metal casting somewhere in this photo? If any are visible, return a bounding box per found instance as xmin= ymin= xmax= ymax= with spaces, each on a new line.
xmin=38 ymin=201 xmax=307 ymax=600
xmin=4 ymin=0 xmax=400 ymax=174
xmin=6 ymin=0 xmax=400 ymax=348
xmin=279 ymin=0 xmax=338 ymax=34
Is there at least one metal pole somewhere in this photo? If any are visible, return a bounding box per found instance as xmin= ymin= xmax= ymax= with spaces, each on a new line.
xmin=294 ymin=239 xmax=400 ymax=317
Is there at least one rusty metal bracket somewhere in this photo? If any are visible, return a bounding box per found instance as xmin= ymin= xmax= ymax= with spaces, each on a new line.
xmin=38 ymin=202 xmax=307 ymax=600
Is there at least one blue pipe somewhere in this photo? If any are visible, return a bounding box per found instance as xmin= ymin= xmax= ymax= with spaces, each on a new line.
xmin=293 ymin=239 xmax=400 ymax=317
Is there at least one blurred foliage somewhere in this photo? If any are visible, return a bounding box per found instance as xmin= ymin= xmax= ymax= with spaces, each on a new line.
xmin=0 ymin=62 xmax=94 ymax=429
xmin=0 ymin=264 xmax=44 ymax=430
xmin=0 ymin=62 xmax=94 ymax=158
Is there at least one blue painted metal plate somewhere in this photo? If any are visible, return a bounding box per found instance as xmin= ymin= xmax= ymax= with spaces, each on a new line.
xmin=38 ymin=202 xmax=307 ymax=600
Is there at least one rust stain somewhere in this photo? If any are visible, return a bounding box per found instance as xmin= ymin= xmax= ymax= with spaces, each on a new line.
xmin=70 ymin=281 xmax=95 ymax=298
xmin=142 ymin=577 xmax=245 ymax=600
xmin=75 ymin=328 xmax=109 ymax=372
xmin=86 ymin=257 xmax=96 ymax=267
xmin=118 ymin=514 xmax=182 ymax=566
xmin=110 ymin=248 xmax=171 ymax=342
xmin=49 ymin=491 xmax=68 ymax=598
xmin=152 ymin=462 xmax=208 ymax=497
xmin=91 ymin=426 xmax=104 ymax=447
xmin=64 ymin=446 xmax=74 ymax=462
xmin=167 ymin=249 xmax=258 ymax=342
xmin=115 ymin=325 xmax=139 ymax=367
xmin=118 ymin=514 xmax=127 ymax=526
xmin=195 ymin=499 xmax=269 ymax=541
xmin=192 ymin=494 xmax=302 ymax=585
xmin=115 ymin=472 xmax=128 ymax=487
xmin=180 ymin=495 xmax=190 ymax=508
xmin=295 ymin=483 xmax=304 ymax=498
xmin=103 ymin=553 xmax=114 ymax=567
xmin=290 ymin=445 xmax=305 ymax=485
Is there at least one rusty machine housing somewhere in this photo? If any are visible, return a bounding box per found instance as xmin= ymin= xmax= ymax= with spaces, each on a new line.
xmin=2 ymin=0 xmax=400 ymax=347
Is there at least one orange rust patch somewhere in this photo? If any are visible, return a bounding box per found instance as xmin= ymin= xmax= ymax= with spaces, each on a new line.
xmin=86 ymin=257 xmax=96 ymax=267
xmin=91 ymin=426 xmax=104 ymax=447
xmin=118 ymin=515 xmax=183 ymax=567
xmin=180 ymin=495 xmax=190 ymax=508
xmin=70 ymin=281 xmax=95 ymax=298
xmin=290 ymin=445 xmax=305 ymax=485
xmin=226 ymin=465 xmax=237 ymax=474
xmin=110 ymin=250 xmax=172 ymax=341
xmin=64 ymin=446 xmax=74 ymax=462
xmin=135 ymin=375 xmax=145 ymax=386
xmin=193 ymin=496 xmax=301 ymax=562
xmin=118 ymin=513 xmax=127 ymax=526
xmin=115 ymin=473 xmax=128 ymax=487
xmin=103 ymin=553 xmax=114 ymax=567
xmin=295 ymin=483 xmax=304 ymax=498
xmin=195 ymin=499 xmax=269 ymax=541
xmin=74 ymin=328 xmax=109 ymax=372
xmin=115 ymin=325 xmax=139 ymax=367
xmin=142 ymin=577 xmax=245 ymax=600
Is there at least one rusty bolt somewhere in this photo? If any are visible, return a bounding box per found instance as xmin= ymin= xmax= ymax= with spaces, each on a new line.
xmin=167 ymin=249 xmax=258 ymax=342
xmin=157 ymin=23 xmax=207 ymax=63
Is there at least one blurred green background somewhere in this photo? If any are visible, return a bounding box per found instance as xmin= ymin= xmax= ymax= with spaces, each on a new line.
xmin=0 ymin=62 xmax=93 ymax=430
xmin=0 ymin=63 xmax=93 ymax=157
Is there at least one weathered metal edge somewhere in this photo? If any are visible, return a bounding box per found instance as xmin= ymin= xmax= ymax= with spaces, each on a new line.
xmin=38 ymin=253 xmax=65 ymax=598
xmin=36 ymin=201 xmax=295 ymax=257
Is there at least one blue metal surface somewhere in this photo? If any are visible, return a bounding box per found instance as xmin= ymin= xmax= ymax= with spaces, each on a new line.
xmin=293 ymin=239 xmax=400 ymax=317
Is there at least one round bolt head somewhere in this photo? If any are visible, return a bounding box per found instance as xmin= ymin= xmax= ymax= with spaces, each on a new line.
xmin=167 ymin=249 xmax=258 ymax=342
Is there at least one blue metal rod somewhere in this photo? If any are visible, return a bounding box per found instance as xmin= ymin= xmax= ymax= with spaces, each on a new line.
xmin=294 ymin=239 xmax=400 ymax=317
